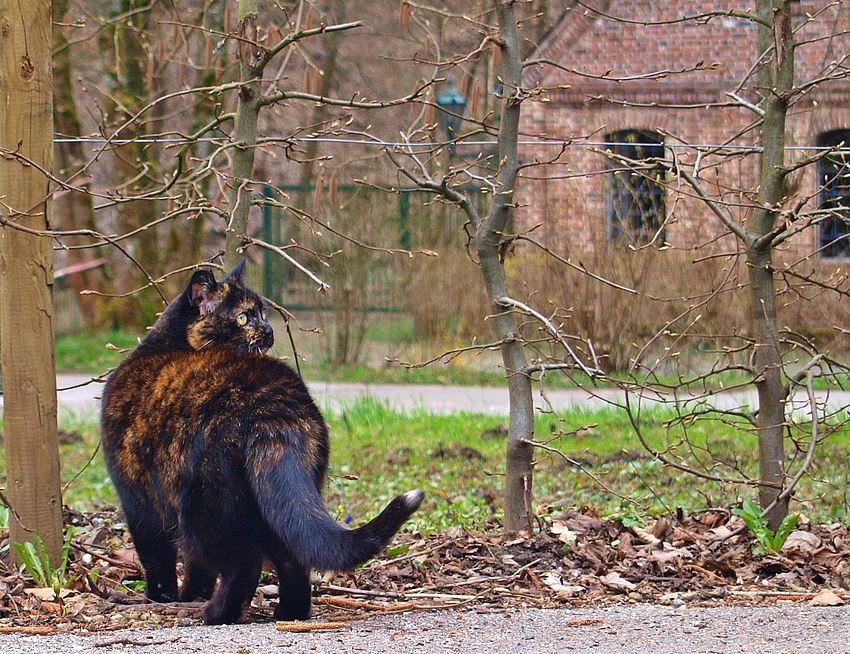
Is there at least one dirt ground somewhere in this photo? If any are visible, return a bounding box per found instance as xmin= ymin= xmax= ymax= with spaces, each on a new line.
xmin=0 ymin=505 xmax=848 ymax=636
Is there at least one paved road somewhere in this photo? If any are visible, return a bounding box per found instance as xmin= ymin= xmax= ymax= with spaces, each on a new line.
xmin=49 ymin=373 xmax=850 ymax=418
xmin=4 ymin=603 xmax=850 ymax=653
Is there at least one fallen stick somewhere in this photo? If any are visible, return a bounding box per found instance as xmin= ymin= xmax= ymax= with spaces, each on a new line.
xmin=93 ymin=637 xmax=181 ymax=648
xmin=314 ymin=596 xmax=418 ymax=612
xmin=0 ymin=626 xmax=54 ymax=635
xmin=276 ymin=621 xmax=349 ymax=633
xmin=318 ymin=584 xmax=406 ymax=600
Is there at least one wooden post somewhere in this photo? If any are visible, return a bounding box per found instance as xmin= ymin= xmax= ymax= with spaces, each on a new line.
xmin=0 ymin=0 xmax=63 ymax=562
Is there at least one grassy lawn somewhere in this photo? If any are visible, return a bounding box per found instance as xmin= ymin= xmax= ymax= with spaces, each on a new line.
xmin=43 ymin=327 xmax=850 ymax=531
xmin=54 ymin=327 xmax=511 ymax=386
xmin=2 ymin=397 xmax=842 ymax=534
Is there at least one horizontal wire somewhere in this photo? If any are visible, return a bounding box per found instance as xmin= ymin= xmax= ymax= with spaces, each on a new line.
xmin=50 ymin=135 xmax=850 ymax=153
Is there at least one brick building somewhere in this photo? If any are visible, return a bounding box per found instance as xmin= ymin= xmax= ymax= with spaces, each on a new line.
xmin=518 ymin=0 xmax=850 ymax=258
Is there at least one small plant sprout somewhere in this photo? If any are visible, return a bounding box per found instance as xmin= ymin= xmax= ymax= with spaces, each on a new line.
xmin=14 ymin=526 xmax=76 ymax=596
xmin=732 ymin=500 xmax=799 ymax=556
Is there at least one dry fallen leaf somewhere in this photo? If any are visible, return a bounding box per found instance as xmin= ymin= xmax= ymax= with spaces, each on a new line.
xmin=601 ymin=572 xmax=637 ymax=591
xmin=650 ymin=547 xmax=693 ymax=566
xmin=809 ymin=589 xmax=844 ymax=607
xmin=23 ymin=587 xmax=75 ymax=601
xmin=781 ymin=530 xmax=822 ymax=555
xmin=555 ymin=586 xmax=587 ymax=600
xmin=550 ymin=520 xmax=578 ymax=545
xmin=110 ymin=546 xmax=142 ymax=568
xmin=632 ymin=525 xmax=661 ymax=546
xmin=540 ymin=572 xmax=586 ymax=599
xmin=551 ymin=521 xmax=578 ymax=545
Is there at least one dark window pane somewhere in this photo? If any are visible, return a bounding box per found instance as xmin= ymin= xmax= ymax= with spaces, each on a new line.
xmin=817 ymin=129 xmax=850 ymax=258
xmin=604 ymin=130 xmax=665 ymax=245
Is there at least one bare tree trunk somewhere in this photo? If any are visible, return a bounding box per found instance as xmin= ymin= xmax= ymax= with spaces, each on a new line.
xmin=54 ymin=0 xmax=106 ymax=328
xmin=294 ymin=1 xmax=346 ymax=217
xmin=100 ymin=0 xmax=162 ymax=327
xmin=224 ymin=0 xmax=263 ymax=269
xmin=0 ymin=0 xmax=63 ymax=562
xmin=485 ymin=0 xmax=534 ymax=533
xmin=750 ymin=0 xmax=794 ymax=530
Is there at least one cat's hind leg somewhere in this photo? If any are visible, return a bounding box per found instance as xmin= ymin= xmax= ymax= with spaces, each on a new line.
xmin=201 ymin=553 xmax=263 ymax=625
xmin=124 ymin=508 xmax=178 ymax=602
xmin=179 ymin=552 xmax=218 ymax=602
xmin=272 ymin=552 xmax=312 ymax=621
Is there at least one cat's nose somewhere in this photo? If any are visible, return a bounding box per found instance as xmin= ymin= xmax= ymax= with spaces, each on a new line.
xmin=263 ymin=323 xmax=273 ymax=336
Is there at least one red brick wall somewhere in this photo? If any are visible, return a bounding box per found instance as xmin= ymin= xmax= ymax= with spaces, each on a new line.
xmin=518 ymin=0 xmax=850 ymax=256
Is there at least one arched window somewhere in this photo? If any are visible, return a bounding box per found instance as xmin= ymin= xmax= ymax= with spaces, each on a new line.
xmin=817 ymin=129 xmax=850 ymax=258
xmin=604 ymin=129 xmax=666 ymax=245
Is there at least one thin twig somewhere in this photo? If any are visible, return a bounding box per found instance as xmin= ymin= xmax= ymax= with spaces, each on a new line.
xmin=519 ymin=437 xmax=644 ymax=509
xmin=276 ymin=621 xmax=349 ymax=633
xmin=62 ymin=443 xmax=102 ymax=495
xmin=497 ymin=296 xmax=598 ymax=378
xmin=245 ymin=237 xmax=330 ymax=293
xmin=94 ymin=637 xmax=181 ymax=648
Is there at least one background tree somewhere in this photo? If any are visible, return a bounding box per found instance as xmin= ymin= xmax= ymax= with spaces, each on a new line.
xmin=505 ymin=0 xmax=850 ymax=531
xmin=31 ymin=0 xmax=850 ymax=540
xmin=372 ymin=0 xmax=556 ymax=532
xmin=54 ymin=0 xmax=106 ymax=328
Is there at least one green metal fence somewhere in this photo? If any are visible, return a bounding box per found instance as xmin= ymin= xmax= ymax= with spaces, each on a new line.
xmin=258 ymin=184 xmax=486 ymax=312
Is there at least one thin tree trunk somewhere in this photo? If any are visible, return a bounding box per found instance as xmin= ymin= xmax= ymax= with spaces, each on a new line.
xmin=750 ymin=0 xmax=794 ymax=530
xmin=0 ymin=0 xmax=63 ymax=562
xmin=484 ymin=0 xmax=535 ymax=533
xmin=224 ymin=0 xmax=263 ymax=269
xmin=54 ymin=0 xmax=106 ymax=327
xmin=101 ymin=0 xmax=162 ymax=326
xmin=294 ymin=2 xmax=346 ymax=218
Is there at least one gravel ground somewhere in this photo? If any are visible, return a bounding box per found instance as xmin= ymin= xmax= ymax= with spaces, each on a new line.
xmin=3 ymin=604 xmax=850 ymax=654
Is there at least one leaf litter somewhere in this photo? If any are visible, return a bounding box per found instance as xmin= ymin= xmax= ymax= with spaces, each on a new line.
xmin=0 ymin=505 xmax=847 ymax=634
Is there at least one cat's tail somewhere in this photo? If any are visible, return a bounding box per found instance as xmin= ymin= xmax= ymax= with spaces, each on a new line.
xmin=248 ymin=448 xmax=423 ymax=572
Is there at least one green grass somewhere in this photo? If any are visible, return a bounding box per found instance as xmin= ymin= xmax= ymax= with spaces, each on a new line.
xmin=14 ymin=398 xmax=846 ymax=531
xmin=48 ymin=326 xmax=850 ymax=530
xmin=329 ymin=400 xmax=850 ymax=528
xmin=55 ymin=330 xmax=139 ymax=375
xmin=54 ymin=328 xmax=520 ymax=386
xmin=56 ymin=414 xmax=119 ymax=508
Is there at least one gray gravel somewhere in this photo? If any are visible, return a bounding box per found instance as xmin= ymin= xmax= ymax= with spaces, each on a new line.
xmin=3 ymin=604 xmax=850 ymax=653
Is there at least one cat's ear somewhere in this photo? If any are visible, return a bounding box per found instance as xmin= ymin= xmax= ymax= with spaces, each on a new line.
xmin=187 ymin=269 xmax=221 ymax=314
xmin=222 ymin=258 xmax=246 ymax=284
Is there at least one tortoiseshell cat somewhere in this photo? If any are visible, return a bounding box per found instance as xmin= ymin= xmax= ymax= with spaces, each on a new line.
xmin=101 ymin=260 xmax=423 ymax=624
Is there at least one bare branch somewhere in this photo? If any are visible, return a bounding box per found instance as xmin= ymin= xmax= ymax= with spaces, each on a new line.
xmin=497 ymin=296 xmax=599 ymax=378
xmin=244 ymin=237 xmax=330 ymax=294
xmin=574 ymin=1 xmax=767 ymax=28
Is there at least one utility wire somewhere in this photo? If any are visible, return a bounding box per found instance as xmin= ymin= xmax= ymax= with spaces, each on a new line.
xmin=51 ymin=135 xmax=850 ymax=153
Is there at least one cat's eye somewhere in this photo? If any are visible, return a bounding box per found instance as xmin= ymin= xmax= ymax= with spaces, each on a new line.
xmin=236 ymin=312 xmax=248 ymax=326
xmin=260 ymin=308 xmax=267 ymax=321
